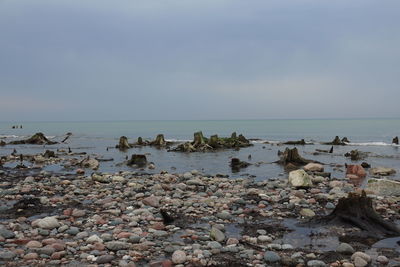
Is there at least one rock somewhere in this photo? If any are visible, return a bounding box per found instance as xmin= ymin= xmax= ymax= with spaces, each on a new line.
xmin=66 ymin=227 xmax=80 ymax=235
xmin=142 ymin=196 xmax=160 ymax=207
xmin=105 ymin=241 xmax=130 ymax=251
xmin=353 ymin=257 xmax=368 ymax=267
xmin=72 ymin=209 xmax=86 ymax=217
xmin=96 ymin=255 xmax=115 ymax=264
xmin=0 ymin=251 xmax=16 ymax=260
xmin=80 ymin=157 xmax=99 ymax=170
xmin=183 ymin=172 xmax=193 ymax=179
xmin=304 ymin=163 xmax=324 ymax=172
xmin=23 ymin=253 xmax=39 ymax=260
xmin=0 ymin=226 xmax=15 ymax=239
xmin=346 ymin=165 xmax=366 ymax=179
xmin=377 ymin=255 xmax=389 ymax=264
xmin=210 ymin=227 xmax=225 ymax=242
xmin=351 ymin=252 xmax=371 ymax=263
xmin=207 ymin=241 xmax=222 ymax=249
xmin=264 ymin=251 xmax=281 ymax=263
xmin=91 ymin=173 xmax=110 ymax=183
xmin=366 ymin=178 xmax=400 ymax=196
xmin=26 ymin=240 xmax=42 ymax=248
xmin=216 ymin=211 xmax=232 ymax=220
xmin=307 ymin=260 xmax=327 ymax=267
xmin=87 ymin=234 xmax=103 ymax=244
xmin=300 ymin=208 xmax=315 ymax=217
xmin=288 ymin=170 xmax=313 ymax=188
xmin=34 ymin=216 xmax=60 ymax=229
xmin=127 ymin=154 xmax=147 ymax=167
xmin=112 ymin=175 xmax=125 ymax=183
xmin=336 ymin=243 xmax=354 ymax=254
xmin=172 ymin=250 xmax=187 ymax=264
xmin=257 ymin=235 xmax=272 ymax=243
xmin=370 ymin=167 xmax=396 ymax=176
xmin=43 ymin=150 xmax=56 ymax=158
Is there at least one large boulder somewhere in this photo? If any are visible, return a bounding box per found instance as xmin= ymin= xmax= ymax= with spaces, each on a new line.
xmin=366 ymin=179 xmax=400 ymax=196
xmin=288 ymin=169 xmax=313 ymax=188
xmin=370 ymin=167 xmax=396 ymax=176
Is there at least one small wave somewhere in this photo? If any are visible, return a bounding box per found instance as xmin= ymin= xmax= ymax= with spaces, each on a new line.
xmin=45 ymin=136 xmax=56 ymax=139
xmin=0 ymin=135 xmax=20 ymax=138
xmin=347 ymin=142 xmax=400 ymax=147
xmin=166 ymin=139 xmax=191 ymax=142
xmin=251 ymin=140 xmax=280 ymax=144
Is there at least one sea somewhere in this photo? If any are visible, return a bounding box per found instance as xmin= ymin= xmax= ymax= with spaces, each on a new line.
xmin=0 ymin=119 xmax=399 ymax=181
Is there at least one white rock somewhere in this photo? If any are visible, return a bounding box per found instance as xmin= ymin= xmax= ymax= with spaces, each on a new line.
xmin=288 ymin=170 xmax=313 ymax=188
xmin=33 ymin=216 xmax=60 ymax=229
xmin=172 ymin=250 xmax=187 ymax=264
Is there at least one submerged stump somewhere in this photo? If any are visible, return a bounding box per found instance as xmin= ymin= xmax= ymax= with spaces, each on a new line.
xmin=151 ymin=134 xmax=167 ymax=147
xmin=276 ymin=147 xmax=314 ymax=166
xmin=127 ymin=154 xmax=147 ymax=167
xmin=393 ymin=136 xmax=399 ymax=145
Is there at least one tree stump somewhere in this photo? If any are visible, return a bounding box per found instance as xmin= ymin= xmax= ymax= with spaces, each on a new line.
xmin=117 ymin=136 xmax=131 ymax=150
xmin=127 ymin=154 xmax=147 ymax=167
xmin=324 ymin=136 xmax=346 ymax=146
xmin=9 ymin=133 xmax=57 ymax=145
xmin=208 ymin=135 xmax=220 ymax=148
xmin=276 ymin=147 xmax=314 ymax=166
xmin=151 ymin=134 xmax=166 ymax=147
xmin=323 ymin=191 xmax=400 ymax=238
xmin=393 ymin=136 xmax=399 ymax=145
xmin=230 ymin=158 xmax=250 ymax=172
xmin=43 ymin=150 xmax=56 ymax=158
xmin=193 ymin=131 xmax=206 ymax=147
xmin=137 ymin=137 xmax=144 ymax=145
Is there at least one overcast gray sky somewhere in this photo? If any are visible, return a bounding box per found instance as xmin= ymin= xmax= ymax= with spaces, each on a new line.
xmin=0 ymin=0 xmax=399 ymax=121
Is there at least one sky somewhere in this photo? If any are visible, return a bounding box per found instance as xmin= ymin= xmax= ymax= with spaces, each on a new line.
xmin=0 ymin=0 xmax=399 ymax=121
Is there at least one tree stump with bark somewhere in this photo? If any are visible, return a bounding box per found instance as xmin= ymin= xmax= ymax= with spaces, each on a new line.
xmin=322 ymin=191 xmax=400 ymax=238
xmin=151 ymin=134 xmax=166 ymax=147
xmin=276 ymin=147 xmax=314 ymax=166
xmin=127 ymin=154 xmax=147 ymax=167
xmin=117 ymin=136 xmax=131 ymax=150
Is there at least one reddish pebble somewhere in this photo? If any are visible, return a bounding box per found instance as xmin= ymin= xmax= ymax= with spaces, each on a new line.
xmin=51 ymin=243 xmax=65 ymax=251
xmin=117 ymin=232 xmax=132 ymax=239
xmin=51 ymin=251 xmax=65 ymax=260
xmin=162 ymin=259 xmax=172 ymax=267
xmin=23 ymin=252 xmax=39 ymax=260
xmin=63 ymin=208 xmax=73 ymax=216
xmin=92 ymin=242 xmax=105 ymax=251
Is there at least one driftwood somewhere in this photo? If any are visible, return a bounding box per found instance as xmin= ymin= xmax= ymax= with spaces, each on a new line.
xmin=321 ymin=191 xmax=400 ymax=238
xmin=9 ymin=133 xmax=57 ymax=145
xmin=61 ymin=132 xmax=72 ymax=143
xmin=275 ymin=147 xmax=314 ymax=166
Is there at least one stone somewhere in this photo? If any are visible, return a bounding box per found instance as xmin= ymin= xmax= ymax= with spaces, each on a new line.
xmin=353 ymin=257 xmax=368 ymax=267
xmin=257 ymin=235 xmax=272 ymax=243
xmin=307 ymin=260 xmax=327 ymax=267
xmin=80 ymin=158 xmax=99 ymax=170
xmin=376 ymin=255 xmax=389 ymax=264
xmin=351 ymin=252 xmax=371 ymax=263
xmin=66 ymin=227 xmax=80 ymax=235
xmin=172 ymin=250 xmax=187 ymax=264
xmin=26 ymin=240 xmax=42 ymax=248
xmin=183 ymin=172 xmax=193 ymax=179
xmin=23 ymin=252 xmax=39 ymax=260
xmin=87 ymin=234 xmax=103 ymax=244
xmin=370 ymin=167 xmax=396 ymax=176
xmin=105 ymin=241 xmax=130 ymax=251
xmin=72 ymin=209 xmax=86 ymax=217
xmin=210 ymin=227 xmax=225 ymax=242
xmin=300 ymin=208 xmax=315 ymax=217
xmin=207 ymin=241 xmax=222 ymax=249
xmin=34 ymin=216 xmax=60 ymax=229
xmin=96 ymin=255 xmax=115 ymax=264
xmin=264 ymin=251 xmax=281 ymax=263
xmin=0 ymin=251 xmax=16 ymax=260
xmin=142 ymin=196 xmax=160 ymax=207
xmin=366 ymin=178 xmax=400 ymax=196
xmin=304 ymin=163 xmax=324 ymax=172
xmin=288 ymin=170 xmax=313 ymax=188
xmin=0 ymin=227 xmax=15 ymax=239
xmin=216 ymin=211 xmax=232 ymax=220
xmin=346 ymin=165 xmax=366 ymax=179
xmin=336 ymin=243 xmax=354 ymax=254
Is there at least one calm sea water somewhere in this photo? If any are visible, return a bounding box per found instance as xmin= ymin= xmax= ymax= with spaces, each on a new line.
xmin=1 ymin=119 xmax=399 ymax=180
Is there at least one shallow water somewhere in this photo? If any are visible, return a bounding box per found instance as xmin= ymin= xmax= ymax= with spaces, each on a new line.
xmin=1 ymin=119 xmax=399 ymax=180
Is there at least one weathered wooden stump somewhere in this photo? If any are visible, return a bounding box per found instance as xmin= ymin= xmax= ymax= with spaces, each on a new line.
xmin=127 ymin=154 xmax=147 ymax=167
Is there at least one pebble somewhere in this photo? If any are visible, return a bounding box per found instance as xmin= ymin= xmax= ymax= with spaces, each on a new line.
xmin=96 ymin=254 xmax=115 ymax=264
xmin=172 ymin=250 xmax=187 ymax=264
xmin=307 ymin=260 xmax=327 ymax=266
xmin=210 ymin=227 xmax=225 ymax=242
xmin=336 ymin=243 xmax=354 ymax=254
xmin=264 ymin=251 xmax=281 ymax=263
